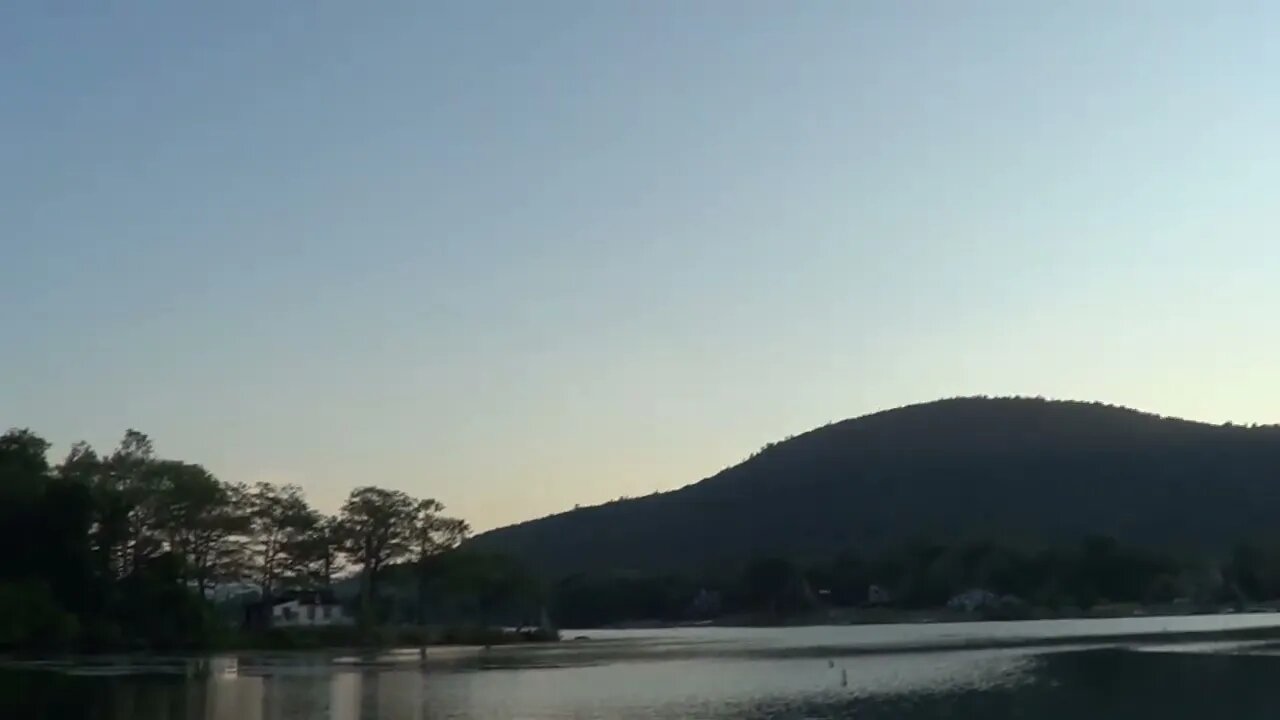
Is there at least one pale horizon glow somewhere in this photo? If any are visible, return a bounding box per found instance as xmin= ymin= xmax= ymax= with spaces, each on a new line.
xmin=4 ymin=3 xmax=1279 ymax=531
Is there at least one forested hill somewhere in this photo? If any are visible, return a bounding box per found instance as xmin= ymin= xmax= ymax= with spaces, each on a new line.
xmin=470 ymin=397 xmax=1280 ymax=577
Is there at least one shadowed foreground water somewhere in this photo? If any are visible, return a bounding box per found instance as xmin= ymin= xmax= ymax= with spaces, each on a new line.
xmin=6 ymin=618 xmax=1280 ymax=719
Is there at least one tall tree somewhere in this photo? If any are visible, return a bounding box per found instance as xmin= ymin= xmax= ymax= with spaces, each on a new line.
xmin=409 ymin=499 xmax=470 ymax=623
xmin=57 ymin=442 xmax=101 ymax=484
xmin=337 ymin=486 xmax=419 ymax=623
xmin=1 ymin=429 xmax=96 ymax=646
xmin=0 ymin=428 xmax=51 ymax=480
xmin=0 ymin=429 xmax=53 ymax=581
xmin=284 ymin=513 xmax=343 ymax=589
xmin=410 ymin=499 xmax=471 ymax=561
xmin=153 ymin=463 xmax=249 ymax=596
xmin=245 ymin=482 xmax=313 ymax=597
xmin=56 ymin=441 xmax=135 ymax=591
xmin=103 ymin=430 xmax=165 ymax=579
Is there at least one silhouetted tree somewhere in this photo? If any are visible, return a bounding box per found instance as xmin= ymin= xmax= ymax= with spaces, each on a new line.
xmin=337 ymin=486 xmax=419 ymax=625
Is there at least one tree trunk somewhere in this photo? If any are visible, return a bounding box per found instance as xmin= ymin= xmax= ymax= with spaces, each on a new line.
xmin=417 ymin=561 xmax=427 ymax=626
xmin=360 ymin=566 xmax=375 ymax=628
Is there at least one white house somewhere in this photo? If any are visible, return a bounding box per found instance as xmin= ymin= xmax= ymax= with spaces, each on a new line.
xmin=270 ymin=590 xmax=352 ymax=628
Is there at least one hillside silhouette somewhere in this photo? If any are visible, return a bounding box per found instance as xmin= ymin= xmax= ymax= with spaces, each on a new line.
xmin=470 ymin=397 xmax=1280 ymax=577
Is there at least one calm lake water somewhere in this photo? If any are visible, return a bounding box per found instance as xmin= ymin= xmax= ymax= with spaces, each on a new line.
xmin=7 ymin=615 xmax=1280 ymax=719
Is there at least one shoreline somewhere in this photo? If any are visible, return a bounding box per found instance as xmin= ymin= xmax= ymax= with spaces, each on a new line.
xmin=11 ymin=621 xmax=1280 ymax=671
xmin=600 ymin=602 xmax=1280 ymax=630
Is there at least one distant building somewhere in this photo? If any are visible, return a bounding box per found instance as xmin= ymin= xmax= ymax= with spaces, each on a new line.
xmin=272 ymin=590 xmax=352 ymax=627
xmin=245 ymin=590 xmax=352 ymax=629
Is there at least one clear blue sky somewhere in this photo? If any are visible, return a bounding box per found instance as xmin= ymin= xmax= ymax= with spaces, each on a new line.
xmin=4 ymin=2 xmax=1278 ymax=530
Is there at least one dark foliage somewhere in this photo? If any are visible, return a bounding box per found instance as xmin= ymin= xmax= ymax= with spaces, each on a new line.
xmin=0 ymin=428 xmax=243 ymax=651
xmin=547 ymin=534 xmax=1247 ymax=628
xmin=0 ymin=426 xmax=481 ymax=652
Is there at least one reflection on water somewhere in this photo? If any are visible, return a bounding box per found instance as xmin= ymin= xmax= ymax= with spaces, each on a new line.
xmin=0 ymin=649 xmax=1038 ymax=720
xmin=6 ymin=620 xmax=1280 ymax=719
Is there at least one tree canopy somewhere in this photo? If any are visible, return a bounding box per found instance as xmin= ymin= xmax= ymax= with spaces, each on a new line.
xmin=0 ymin=427 xmax=471 ymax=651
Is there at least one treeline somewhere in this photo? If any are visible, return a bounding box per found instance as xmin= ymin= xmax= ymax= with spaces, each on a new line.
xmin=0 ymin=427 xmax=472 ymax=651
xmin=549 ymin=536 xmax=1280 ymax=628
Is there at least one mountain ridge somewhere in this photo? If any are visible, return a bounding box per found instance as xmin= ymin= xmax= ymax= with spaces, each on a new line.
xmin=469 ymin=397 xmax=1280 ymax=577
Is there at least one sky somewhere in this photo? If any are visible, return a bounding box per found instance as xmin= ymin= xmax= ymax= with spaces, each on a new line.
xmin=3 ymin=2 xmax=1279 ymax=531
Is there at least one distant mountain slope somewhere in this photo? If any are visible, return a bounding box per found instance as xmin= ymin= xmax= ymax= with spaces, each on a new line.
xmin=469 ymin=398 xmax=1280 ymax=577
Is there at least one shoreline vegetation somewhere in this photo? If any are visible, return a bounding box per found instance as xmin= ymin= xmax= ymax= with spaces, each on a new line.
xmin=0 ymin=427 xmax=553 ymax=654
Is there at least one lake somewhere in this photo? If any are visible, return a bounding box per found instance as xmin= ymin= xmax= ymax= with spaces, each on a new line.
xmin=7 ymin=615 xmax=1280 ymax=719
